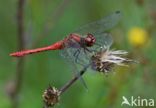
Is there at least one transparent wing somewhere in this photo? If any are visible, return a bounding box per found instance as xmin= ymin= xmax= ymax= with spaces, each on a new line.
xmin=60 ymin=38 xmax=89 ymax=89
xmin=90 ymin=33 xmax=113 ymax=52
xmin=73 ymin=11 xmax=121 ymax=35
xmin=95 ymin=33 xmax=113 ymax=48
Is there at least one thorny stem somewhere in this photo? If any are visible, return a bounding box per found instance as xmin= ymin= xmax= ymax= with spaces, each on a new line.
xmin=12 ymin=0 xmax=25 ymax=108
xmin=59 ymin=64 xmax=90 ymax=95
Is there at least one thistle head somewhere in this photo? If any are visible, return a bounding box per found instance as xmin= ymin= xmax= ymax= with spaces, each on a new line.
xmin=91 ymin=46 xmax=135 ymax=74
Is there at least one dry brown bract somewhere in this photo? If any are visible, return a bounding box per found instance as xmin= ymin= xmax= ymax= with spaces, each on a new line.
xmin=42 ymin=86 xmax=60 ymax=107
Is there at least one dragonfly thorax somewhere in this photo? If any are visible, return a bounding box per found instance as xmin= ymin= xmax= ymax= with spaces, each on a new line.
xmin=84 ymin=33 xmax=96 ymax=47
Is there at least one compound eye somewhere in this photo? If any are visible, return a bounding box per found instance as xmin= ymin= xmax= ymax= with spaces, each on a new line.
xmin=88 ymin=34 xmax=96 ymax=42
xmin=92 ymin=38 xmax=96 ymax=43
xmin=85 ymin=33 xmax=96 ymax=46
xmin=87 ymin=33 xmax=94 ymax=38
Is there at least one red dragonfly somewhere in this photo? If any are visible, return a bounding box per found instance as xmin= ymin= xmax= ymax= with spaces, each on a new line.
xmin=10 ymin=11 xmax=121 ymax=89
xmin=10 ymin=11 xmax=121 ymax=57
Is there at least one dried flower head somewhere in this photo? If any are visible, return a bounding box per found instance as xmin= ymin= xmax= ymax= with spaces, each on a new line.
xmin=91 ymin=47 xmax=135 ymax=74
xmin=42 ymin=86 xmax=60 ymax=107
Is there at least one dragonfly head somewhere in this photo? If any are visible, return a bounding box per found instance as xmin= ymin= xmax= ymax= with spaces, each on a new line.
xmin=85 ymin=33 xmax=96 ymax=47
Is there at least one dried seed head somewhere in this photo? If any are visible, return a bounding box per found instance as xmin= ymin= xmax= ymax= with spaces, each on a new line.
xmin=42 ymin=86 xmax=60 ymax=107
xmin=91 ymin=47 xmax=135 ymax=74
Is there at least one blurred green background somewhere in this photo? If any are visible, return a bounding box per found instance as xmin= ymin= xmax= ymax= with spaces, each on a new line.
xmin=0 ymin=0 xmax=156 ymax=108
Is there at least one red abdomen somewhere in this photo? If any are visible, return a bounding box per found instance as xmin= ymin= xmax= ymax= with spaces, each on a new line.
xmin=10 ymin=40 xmax=64 ymax=57
xmin=10 ymin=33 xmax=82 ymax=57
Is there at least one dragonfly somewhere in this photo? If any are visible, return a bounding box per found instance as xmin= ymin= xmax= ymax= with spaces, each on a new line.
xmin=10 ymin=11 xmax=121 ymax=57
xmin=10 ymin=11 xmax=121 ymax=88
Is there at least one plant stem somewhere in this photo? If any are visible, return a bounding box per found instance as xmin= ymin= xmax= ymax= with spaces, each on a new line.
xmin=42 ymin=64 xmax=90 ymax=108
xmin=12 ymin=0 xmax=25 ymax=108
xmin=59 ymin=64 xmax=90 ymax=95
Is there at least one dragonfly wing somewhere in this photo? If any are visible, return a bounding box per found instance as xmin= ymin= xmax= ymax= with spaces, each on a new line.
xmin=61 ymin=37 xmax=91 ymax=66
xmin=95 ymin=33 xmax=113 ymax=48
xmin=89 ymin=33 xmax=113 ymax=53
xmin=60 ymin=39 xmax=89 ymax=89
xmin=73 ymin=11 xmax=121 ymax=35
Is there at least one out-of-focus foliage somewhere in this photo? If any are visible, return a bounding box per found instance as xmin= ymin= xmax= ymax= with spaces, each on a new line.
xmin=0 ymin=0 xmax=156 ymax=108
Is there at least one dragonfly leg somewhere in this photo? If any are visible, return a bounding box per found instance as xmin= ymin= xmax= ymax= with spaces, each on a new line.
xmin=71 ymin=48 xmax=88 ymax=90
xmin=73 ymin=49 xmax=80 ymax=58
xmin=73 ymin=49 xmax=84 ymax=65
xmin=72 ymin=48 xmax=87 ymax=66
